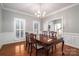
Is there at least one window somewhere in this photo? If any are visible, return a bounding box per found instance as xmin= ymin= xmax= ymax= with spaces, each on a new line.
xmin=14 ymin=18 xmax=25 ymax=39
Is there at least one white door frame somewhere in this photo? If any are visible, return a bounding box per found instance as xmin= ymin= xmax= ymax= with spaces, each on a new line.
xmin=43 ymin=16 xmax=64 ymax=33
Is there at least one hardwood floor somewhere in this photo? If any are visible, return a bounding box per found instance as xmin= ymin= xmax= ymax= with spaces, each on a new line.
xmin=0 ymin=41 xmax=79 ymax=56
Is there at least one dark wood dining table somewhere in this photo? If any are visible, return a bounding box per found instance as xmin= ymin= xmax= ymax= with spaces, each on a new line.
xmin=35 ymin=35 xmax=64 ymax=55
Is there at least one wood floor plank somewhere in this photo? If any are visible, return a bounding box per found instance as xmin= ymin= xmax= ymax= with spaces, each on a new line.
xmin=0 ymin=41 xmax=79 ymax=56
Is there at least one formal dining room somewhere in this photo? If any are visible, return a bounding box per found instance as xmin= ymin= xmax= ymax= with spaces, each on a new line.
xmin=0 ymin=3 xmax=79 ymax=56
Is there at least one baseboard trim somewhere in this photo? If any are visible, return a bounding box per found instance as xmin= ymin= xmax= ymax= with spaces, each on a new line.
xmin=0 ymin=39 xmax=26 ymax=49
xmin=1 ymin=40 xmax=26 ymax=49
xmin=3 ymin=41 xmax=25 ymax=46
xmin=65 ymin=43 xmax=79 ymax=49
xmin=0 ymin=45 xmax=2 ymax=50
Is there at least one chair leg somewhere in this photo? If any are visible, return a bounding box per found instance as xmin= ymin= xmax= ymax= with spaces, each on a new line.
xmin=62 ymin=41 xmax=64 ymax=55
xmin=26 ymin=43 xmax=27 ymax=47
xmin=36 ymin=49 xmax=37 ymax=56
xmin=30 ymin=44 xmax=32 ymax=56
xmin=42 ymin=49 xmax=43 ymax=56
xmin=28 ymin=43 xmax=30 ymax=53
xmin=25 ymin=43 xmax=27 ymax=49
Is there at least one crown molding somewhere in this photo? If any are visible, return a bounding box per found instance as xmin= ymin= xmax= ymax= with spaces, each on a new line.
xmin=46 ymin=3 xmax=79 ymax=17
xmin=1 ymin=4 xmax=37 ymax=18
xmin=1 ymin=3 xmax=79 ymax=19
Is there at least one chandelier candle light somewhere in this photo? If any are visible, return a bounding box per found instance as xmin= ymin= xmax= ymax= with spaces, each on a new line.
xmin=35 ymin=10 xmax=46 ymax=18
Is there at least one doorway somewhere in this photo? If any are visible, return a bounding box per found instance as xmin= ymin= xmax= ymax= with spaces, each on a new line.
xmin=48 ymin=17 xmax=63 ymax=37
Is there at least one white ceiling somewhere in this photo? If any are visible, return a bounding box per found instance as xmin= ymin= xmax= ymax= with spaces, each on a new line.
xmin=2 ymin=3 xmax=74 ymax=17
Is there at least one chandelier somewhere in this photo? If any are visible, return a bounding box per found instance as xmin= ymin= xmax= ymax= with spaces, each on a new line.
xmin=34 ymin=11 xmax=46 ymax=18
xmin=34 ymin=4 xmax=46 ymax=18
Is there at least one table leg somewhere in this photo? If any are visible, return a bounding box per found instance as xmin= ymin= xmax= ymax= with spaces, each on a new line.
xmin=52 ymin=46 xmax=53 ymax=55
xmin=55 ymin=45 xmax=56 ymax=51
xmin=36 ymin=49 xmax=37 ymax=56
xmin=46 ymin=48 xmax=49 ymax=56
xmin=62 ymin=41 xmax=64 ymax=55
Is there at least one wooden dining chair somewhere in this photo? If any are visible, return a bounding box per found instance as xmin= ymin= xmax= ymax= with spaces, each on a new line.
xmin=25 ymin=32 xmax=29 ymax=47
xmin=29 ymin=33 xmax=49 ymax=56
xmin=42 ymin=31 xmax=48 ymax=36
xmin=51 ymin=31 xmax=64 ymax=55
xmin=25 ymin=32 xmax=31 ymax=53
xmin=49 ymin=31 xmax=54 ymax=37
xmin=49 ymin=31 xmax=57 ymax=53
xmin=51 ymin=31 xmax=57 ymax=39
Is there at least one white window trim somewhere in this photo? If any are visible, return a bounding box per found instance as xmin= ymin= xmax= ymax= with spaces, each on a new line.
xmin=14 ymin=17 xmax=25 ymax=39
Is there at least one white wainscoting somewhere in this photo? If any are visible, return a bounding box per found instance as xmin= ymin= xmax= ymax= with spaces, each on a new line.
xmin=0 ymin=32 xmax=79 ymax=49
xmin=0 ymin=32 xmax=25 ymax=49
xmin=63 ymin=32 xmax=79 ymax=49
